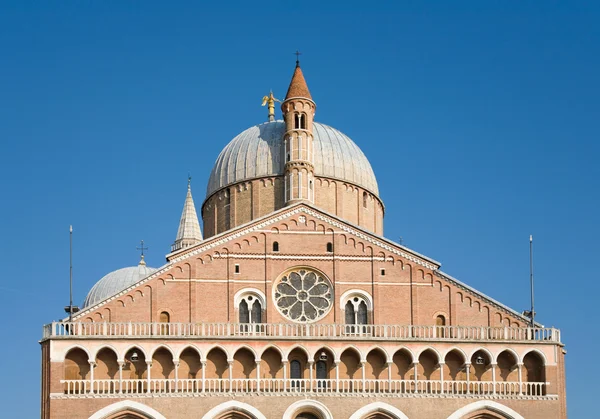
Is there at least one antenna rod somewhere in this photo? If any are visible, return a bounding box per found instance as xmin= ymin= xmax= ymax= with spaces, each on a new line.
xmin=69 ymin=225 xmax=73 ymax=323
xmin=529 ymin=234 xmax=535 ymax=328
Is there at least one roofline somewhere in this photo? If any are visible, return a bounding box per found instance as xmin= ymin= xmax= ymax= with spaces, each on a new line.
xmin=436 ymin=270 xmax=544 ymax=327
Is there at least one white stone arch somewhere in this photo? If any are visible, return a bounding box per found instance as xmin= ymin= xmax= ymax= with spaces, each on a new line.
xmin=365 ymin=345 xmax=391 ymax=363
xmin=282 ymin=400 xmax=334 ymax=419
xmin=203 ymin=344 xmax=231 ymax=362
xmin=311 ymin=344 xmax=338 ymax=362
xmin=258 ymin=344 xmax=285 ymax=360
xmin=232 ymin=344 xmax=259 ymax=360
xmin=234 ymin=287 xmax=267 ymax=309
xmin=201 ymin=401 xmax=267 ymax=419
xmin=92 ymin=344 xmax=120 ymax=362
xmin=416 ymin=346 xmax=442 ymax=364
xmin=443 ymin=346 xmax=469 ymax=363
xmin=175 ymin=344 xmax=203 ymax=361
xmin=468 ymin=347 xmax=494 ymax=364
xmin=446 ymin=400 xmax=525 ymax=419
xmin=520 ymin=348 xmax=547 ymax=365
xmin=340 ymin=288 xmax=373 ymax=310
xmin=285 ymin=344 xmax=311 ymax=361
xmin=349 ymin=402 xmax=409 ymax=419
xmin=391 ymin=346 xmax=416 ymax=364
xmin=149 ymin=344 xmax=176 ymax=359
xmin=339 ymin=344 xmax=364 ymax=362
xmin=494 ymin=347 xmax=520 ymax=365
xmin=88 ymin=400 xmax=167 ymax=419
xmin=60 ymin=344 xmax=92 ymax=362
xmin=121 ymin=344 xmax=148 ymax=362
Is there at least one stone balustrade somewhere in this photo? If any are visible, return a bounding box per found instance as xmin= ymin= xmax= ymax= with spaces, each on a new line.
xmin=43 ymin=322 xmax=560 ymax=342
xmin=59 ymin=378 xmax=550 ymax=398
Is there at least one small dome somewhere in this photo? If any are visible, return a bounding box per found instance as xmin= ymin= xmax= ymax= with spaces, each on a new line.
xmin=206 ymin=121 xmax=379 ymax=199
xmin=83 ymin=262 xmax=157 ymax=308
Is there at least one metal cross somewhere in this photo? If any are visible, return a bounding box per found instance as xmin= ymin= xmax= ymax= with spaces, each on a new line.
xmin=294 ymin=50 xmax=302 ymax=64
xmin=137 ymin=240 xmax=148 ymax=258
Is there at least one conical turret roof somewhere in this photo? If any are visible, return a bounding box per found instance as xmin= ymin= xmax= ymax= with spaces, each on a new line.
xmin=172 ymin=178 xmax=202 ymax=252
xmin=284 ymin=63 xmax=312 ymax=100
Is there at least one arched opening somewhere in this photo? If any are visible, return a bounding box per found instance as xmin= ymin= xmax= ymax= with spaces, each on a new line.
xmin=300 ymin=113 xmax=307 ymax=129
xmin=151 ymin=347 xmax=175 ymax=392
xmin=159 ymin=311 xmax=170 ymax=335
xmin=205 ymin=347 xmax=228 ymax=391
xmin=312 ymin=347 xmax=334 ymax=390
xmin=273 ymin=241 xmax=279 ymax=252
xmin=339 ymin=347 xmax=361 ymax=392
xmin=365 ymin=348 xmax=387 ymax=393
xmin=363 ymin=191 xmax=368 ymax=208
xmin=523 ymin=351 xmax=546 ymax=395
xmin=326 ymin=242 xmax=333 ymax=252
xmin=496 ymin=350 xmax=519 ymax=395
xmin=64 ymin=347 xmax=90 ymax=394
xmin=391 ymin=348 xmax=412 ymax=382
xmin=444 ymin=349 xmax=466 ymax=394
xmin=294 ymin=113 xmax=300 ymax=129
xmin=417 ymin=349 xmax=440 ymax=393
xmin=260 ymin=348 xmax=283 ymax=380
xmin=103 ymin=411 xmax=152 ymax=419
xmin=295 ymin=414 xmax=320 ymax=419
xmin=233 ymin=348 xmax=256 ymax=376
xmin=288 ymin=347 xmax=308 ymax=390
xmin=179 ymin=347 xmax=202 ymax=392
xmin=238 ymin=292 xmax=263 ymax=333
xmin=344 ymin=294 xmax=370 ymax=333
xmin=95 ymin=347 xmax=119 ymax=393
xmin=470 ymin=350 xmax=493 ymax=389
xmin=123 ymin=347 xmax=147 ymax=393
xmin=436 ymin=314 xmax=446 ymax=338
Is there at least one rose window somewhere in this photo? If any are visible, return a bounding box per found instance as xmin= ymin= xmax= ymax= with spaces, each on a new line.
xmin=274 ymin=269 xmax=333 ymax=322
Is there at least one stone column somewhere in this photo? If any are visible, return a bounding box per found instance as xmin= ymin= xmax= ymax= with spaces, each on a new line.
xmin=201 ymin=361 xmax=206 ymax=392
xmin=334 ymin=361 xmax=340 ymax=392
xmin=439 ymin=361 xmax=445 ymax=394
xmin=228 ymin=360 xmax=234 ymax=392
xmin=118 ymin=361 xmax=124 ymax=394
xmin=88 ymin=361 xmax=96 ymax=394
xmin=386 ymin=361 xmax=393 ymax=393
xmin=308 ymin=360 xmax=314 ymax=392
xmin=255 ymin=359 xmax=261 ymax=392
xmin=173 ymin=359 xmax=179 ymax=393
xmin=361 ymin=360 xmax=366 ymax=392
xmin=146 ymin=360 xmax=152 ymax=394
xmin=491 ymin=363 xmax=497 ymax=395
xmin=413 ymin=362 xmax=419 ymax=393
xmin=518 ymin=363 xmax=524 ymax=395
xmin=465 ymin=363 xmax=471 ymax=394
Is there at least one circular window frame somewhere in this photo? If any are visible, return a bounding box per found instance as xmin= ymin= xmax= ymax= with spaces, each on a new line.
xmin=273 ymin=266 xmax=334 ymax=324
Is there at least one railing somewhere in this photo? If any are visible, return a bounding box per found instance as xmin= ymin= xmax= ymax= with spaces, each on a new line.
xmin=44 ymin=322 xmax=561 ymax=342
xmin=60 ymin=378 xmax=549 ymax=397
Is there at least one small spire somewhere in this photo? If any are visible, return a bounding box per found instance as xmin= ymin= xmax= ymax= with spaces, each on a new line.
xmin=172 ymin=176 xmax=203 ymax=252
xmin=294 ymin=50 xmax=302 ymax=66
xmin=136 ymin=240 xmax=148 ymax=265
xmin=284 ymin=56 xmax=312 ymax=101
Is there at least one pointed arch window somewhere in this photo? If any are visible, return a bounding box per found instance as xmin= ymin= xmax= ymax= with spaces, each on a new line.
xmin=300 ymin=113 xmax=307 ymax=129
xmin=294 ymin=113 xmax=301 ymax=129
xmin=239 ymin=300 xmax=250 ymax=324
xmin=344 ymin=295 xmax=370 ymax=334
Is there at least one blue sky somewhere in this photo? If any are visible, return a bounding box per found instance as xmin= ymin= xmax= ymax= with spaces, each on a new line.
xmin=1 ymin=1 xmax=598 ymax=417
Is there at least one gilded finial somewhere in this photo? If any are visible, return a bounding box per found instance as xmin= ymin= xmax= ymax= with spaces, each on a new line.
xmin=261 ymin=90 xmax=281 ymax=122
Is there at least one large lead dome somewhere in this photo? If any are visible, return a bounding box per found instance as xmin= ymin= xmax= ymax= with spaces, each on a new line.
xmin=206 ymin=121 xmax=379 ymax=198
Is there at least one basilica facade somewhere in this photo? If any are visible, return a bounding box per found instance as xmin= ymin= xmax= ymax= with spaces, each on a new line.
xmin=40 ymin=62 xmax=567 ymax=419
